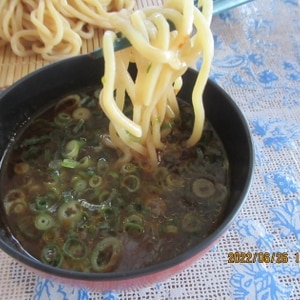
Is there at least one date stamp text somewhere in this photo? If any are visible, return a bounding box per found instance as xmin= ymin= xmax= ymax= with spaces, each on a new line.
xmin=227 ymin=252 xmax=300 ymax=264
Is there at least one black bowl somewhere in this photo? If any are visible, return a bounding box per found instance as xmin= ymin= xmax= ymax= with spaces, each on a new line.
xmin=0 ymin=54 xmax=253 ymax=290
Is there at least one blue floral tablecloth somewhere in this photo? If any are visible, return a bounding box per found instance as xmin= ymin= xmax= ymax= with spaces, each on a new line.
xmin=1 ymin=0 xmax=300 ymax=299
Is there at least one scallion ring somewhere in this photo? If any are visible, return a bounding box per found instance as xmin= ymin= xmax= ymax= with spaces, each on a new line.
xmin=41 ymin=243 xmax=63 ymax=267
xmin=4 ymin=189 xmax=26 ymax=202
xmin=78 ymin=156 xmax=92 ymax=168
xmin=90 ymin=237 xmax=121 ymax=272
xmin=124 ymin=214 xmax=144 ymax=237
xmin=63 ymin=238 xmax=87 ymax=260
xmin=61 ymin=159 xmax=80 ymax=168
xmin=89 ymin=175 xmax=103 ymax=188
xmin=72 ymin=107 xmax=91 ymax=120
xmin=121 ymin=174 xmax=140 ymax=192
xmin=181 ymin=212 xmax=203 ymax=233
xmin=192 ymin=178 xmax=215 ymax=198
xmin=72 ymin=176 xmax=88 ymax=193
xmin=63 ymin=140 xmax=81 ymax=160
xmin=54 ymin=112 xmax=72 ymax=127
xmin=121 ymin=163 xmax=137 ymax=174
xmin=57 ymin=200 xmax=82 ymax=228
xmin=4 ymin=200 xmax=27 ymax=215
xmin=34 ymin=214 xmax=55 ymax=231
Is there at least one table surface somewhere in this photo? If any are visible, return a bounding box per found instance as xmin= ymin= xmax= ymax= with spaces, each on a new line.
xmin=1 ymin=0 xmax=300 ymax=299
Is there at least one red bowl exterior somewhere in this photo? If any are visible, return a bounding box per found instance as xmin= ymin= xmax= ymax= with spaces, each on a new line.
xmin=23 ymin=235 xmax=220 ymax=290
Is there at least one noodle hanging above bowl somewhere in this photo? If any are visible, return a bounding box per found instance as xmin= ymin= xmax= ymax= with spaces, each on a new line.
xmin=97 ymin=0 xmax=214 ymax=170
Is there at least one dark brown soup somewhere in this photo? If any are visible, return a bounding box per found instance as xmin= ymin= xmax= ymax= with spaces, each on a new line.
xmin=0 ymin=88 xmax=229 ymax=272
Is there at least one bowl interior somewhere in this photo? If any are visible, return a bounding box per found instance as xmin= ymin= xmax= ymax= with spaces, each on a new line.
xmin=0 ymin=55 xmax=253 ymax=286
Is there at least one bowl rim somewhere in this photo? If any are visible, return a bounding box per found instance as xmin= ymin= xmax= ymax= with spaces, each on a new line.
xmin=0 ymin=57 xmax=254 ymax=283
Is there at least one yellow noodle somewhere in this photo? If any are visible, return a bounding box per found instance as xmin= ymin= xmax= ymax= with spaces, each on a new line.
xmin=108 ymin=12 xmax=181 ymax=68
xmin=131 ymin=11 xmax=150 ymax=41
xmin=186 ymin=6 xmax=214 ymax=147
xmin=0 ymin=0 xmax=135 ymax=60
xmin=100 ymin=31 xmax=142 ymax=138
xmin=99 ymin=0 xmax=214 ymax=168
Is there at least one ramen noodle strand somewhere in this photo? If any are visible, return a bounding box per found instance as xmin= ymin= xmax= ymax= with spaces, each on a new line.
xmin=108 ymin=12 xmax=181 ymax=68
xmin=115 ymin=50 xmax=136 ymax=104
xmin=100 ymin=31 xmax=142 ymax=138
xmin=140 ymin=67 xmax=173 ymax=145
xmin=2 ymin=0 xmax=19 ymax=42
xmin=99 ymin=0 xmax=213 ymax=167
xmin=186 ymin=6 xmax=214 ymax=148
xmin=0 ymin=0 xmax=135 ymax=60
xmin=30 ymin=0 xmax=63 ymax=47
xmin=198 ymin=0 xmax=213 ymax=24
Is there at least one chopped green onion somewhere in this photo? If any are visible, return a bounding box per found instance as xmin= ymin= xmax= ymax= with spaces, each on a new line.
xmin=165 ymin=173 xmax=184 ymax=190
xmin=61 ymin=159 xmax=80 ymax=168
xmin=98 ymin=204 xmax=115 ymax=216
xmin=121 ymin=174 xmax=140 ymax=192
xmin=34 ymin=214 xmax=55 ymax=231
xmin=98 ymin=190 xmax=110 ymax=203
xmin=35 ymin=196 xmax=49 ymax=211
xmin=78 ymin=156 xmax=92 ymax=168
xmin=121 ymin=163 xmax=138 ymax=174
xmin=4 ymin=189 xmax=26 ymax=202
xmin=124 ymin=214 xmax=144 ymax=237
xmin=63 ymin=140 xmax=82 ymax=160
xmin=181 ymin=212 xmax=203 ymax=233
xmin=41 ymin=243 xmax=63 ymax=267
xmin=22 ymin=146 xmax=42 ymax=162
xmin=79 ymin=95 xmax=96 ymax=107
xmin=90 ymin=237 xmax=121 ymax=272
xmin=161 ymin=121 xmax=174 ymax=130
xmin=63 ymin=238 xmax=87 ymax=260
xmin=61 ymin=191 xmax=74 ymax=202
xmin=4 ymin=200 xmax=27 ymax=215
xmin=57 ymin=200 xmax=82 ymax=228
xmin=22 ymin=135 xmax=50 ymax=147
xmin=72 ymin=177 xmax=88 ymax=193
xmin=89 ymin=175 xmax=103 ymax=188
xmin=54 ymin=112 xmax=72 ymax=127
xmin=33 ymin=194 xmax=57 ymax=212
xmin=124 ymin=222 xmax=144 ymax=237
xmin=192 ymin=178 xmax=215 ymax=198
xmin=146 ymin=63 xmax=152 ymax=73
xmin=127 ymin=131 xmax=141 ymax=143
xmin=72 ymin=107 xmax=91 ymax=120
xmin=164 ymin=224 xmax=178 ymax=234
xmin=72 ymin=119 xmax=85 ymax=134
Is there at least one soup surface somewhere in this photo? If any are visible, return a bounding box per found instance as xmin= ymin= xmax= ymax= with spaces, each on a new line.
xmin=0 ymin=88 xmax=229 ymax=272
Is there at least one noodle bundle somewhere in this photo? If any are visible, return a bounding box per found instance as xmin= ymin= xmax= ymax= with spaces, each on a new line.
xmin=0 ymin=0 xmax=134 ymax=60
xmin=99 ymin=0 xmax=214 ymax=169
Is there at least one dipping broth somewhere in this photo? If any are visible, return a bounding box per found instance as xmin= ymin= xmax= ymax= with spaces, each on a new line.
xmin=0 ymin=88 xmax=229 ymax=272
